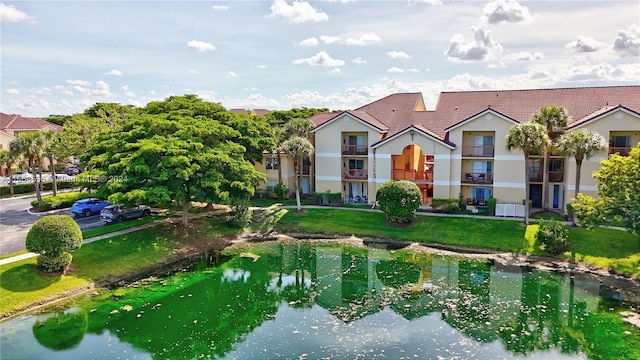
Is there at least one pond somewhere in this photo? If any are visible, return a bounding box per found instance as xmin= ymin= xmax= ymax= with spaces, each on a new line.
xmin=1 ymin=240 xmax=639 ymax=360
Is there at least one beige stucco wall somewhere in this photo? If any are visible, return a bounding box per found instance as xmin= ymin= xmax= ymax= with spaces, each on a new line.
xmin=255 ymin=153 xmax=297 ymax=196
xmin=313 ymin=113 xmax=384 ymax=201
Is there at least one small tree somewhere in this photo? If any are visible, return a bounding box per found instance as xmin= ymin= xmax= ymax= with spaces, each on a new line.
xmin=536 ymin=220 xmax=569 ymax=255
xmin=376 ymin=180 xmax=421 ymax=224
xmin=26 ymin=215 xmax=82 ymax=273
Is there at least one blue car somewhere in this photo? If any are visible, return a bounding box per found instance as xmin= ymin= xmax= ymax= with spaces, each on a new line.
xmin=71 ymin=198 xmax=111 ymax=218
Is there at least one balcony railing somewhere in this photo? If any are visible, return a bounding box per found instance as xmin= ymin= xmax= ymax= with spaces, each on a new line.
xmin=462 ymin=145 xmax=494 ymax=157
xmin=392 ymin=169 xmax=433 ymax=183
xmin=609 ymin=147 xmax=631 ymax=156
xmin=342 ymin=144 xmax=368 ymax=156
xmin=461 ymin=172 xmax=493 ymax=184
xmin=343 ymin=168 xmax=368 ymax=180
xmin=527 ymin=170 xmax=563 ymax=182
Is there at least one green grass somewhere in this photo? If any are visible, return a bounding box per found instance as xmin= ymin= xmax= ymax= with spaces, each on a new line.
xmin=0 ymin=250 xmax=29 ymax=260
xmin=566 ymin=227 xmax=640 ymax=278
xmin=81 ymin=215 xmax=165 ymax=239
xmin=531 ymin=211 xmax=566 ymax=221
xmin=250 ymin=198 xmax=315 ymax=207
xmin=0 ymin=217 xmax=240 ymax=317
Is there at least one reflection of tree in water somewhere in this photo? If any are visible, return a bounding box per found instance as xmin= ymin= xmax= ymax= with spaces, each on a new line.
xmin=33 ymin=310 xmax=87 ymax=351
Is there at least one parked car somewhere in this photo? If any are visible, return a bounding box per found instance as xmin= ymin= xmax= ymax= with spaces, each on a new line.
xmin=65 ymin=167 xmax=80 ymax=175
xmin=10 ymin=172 xmax=33 ymax=185
xmin=100 ymin=204 xmax=151 ymax=223
xmin=71 ymin=198 xmax=111 ymax=218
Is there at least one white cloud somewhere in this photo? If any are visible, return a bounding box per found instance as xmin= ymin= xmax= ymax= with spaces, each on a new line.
xmin=227 ymin=71 xmax=238 ymax=78
xmin=92 ymin=80 xmax=111 ymax=97
xmin=104 ymin=69 xmax=123 ymax=76
xmin=565 ymin=36 xmax=607 ymax=53
xmin=188 ymin=69 xmax=199 ymax=74
xmin=511 ymin=51 xmax=544 ymax=61
xmin=66 ymin=79 xmax=91 ymax=86
xmin=612 ymin=25 xmax=640 ymax=57
xmin=212 ymin=5 xmax=229 ymax=11
xmin=408 ymin=0 xmax=442 ymax=5
xmin=387 ymin=67 xmax=404 ymax=73
xmin=407 ymin=69 xmax=420 ymax=73
xmin=5 ymin=89 xmax=20 ymax=95
xmin=329 ymin=68 xmax=341 ymax=74
xmin=0 ymin=4 xmax=28 ymax=23
xmin=298 ymin=37 xmax=319 ymax=47
xmin=269 ymin=0 xmax=329 ymax=24
xmin=319 ymin=35 xmax=341 ymax=44
xmin=483 ymin=0 xmax=532 ymax=24
xmin=34 ymin=87 xmax=52 ymax=95
xmin=445 ymin=25 xmax=503 ymax=61
xmin=487 ymin=61 xmax=506 ymax=69
xmin=293 ymin=51 xmax=345 ymax=66
xmin=352 ymin=57 xmax=367 ymax=64
xmin=387 ymin=50 xmax=411 ymax=59
xmin=120 ymin=85 xmax=136 ymax=97
xmin=187 ymin=40 xmax=215 ymax=52
xmin=257 ymin=65 xmax=268 ymax=69
xmin=344 ymin=32 xmax=382 ymax=46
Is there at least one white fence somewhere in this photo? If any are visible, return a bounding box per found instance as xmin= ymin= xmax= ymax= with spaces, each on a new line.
xmin=495 ymin=203 xmax=526 ymax=218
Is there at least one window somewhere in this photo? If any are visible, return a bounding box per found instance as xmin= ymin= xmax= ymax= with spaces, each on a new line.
xmin=266 ymin=157 xmax=279 ymax=170
xmin=473 ymin=135 xmax=494 ymax=156
xmin=610 ymin=135 xmax=631 ymax=148
xmin=266 ymin=180 xmax=279 ymax=192
xmin=349 ymin=159 xmax=364 ymax=169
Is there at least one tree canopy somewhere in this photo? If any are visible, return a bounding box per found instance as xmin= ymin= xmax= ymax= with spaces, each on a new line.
xmin=572 ymin=143 xmax=640 ymax=238
xmin=84 ymin=95 xmax=268 ymax=225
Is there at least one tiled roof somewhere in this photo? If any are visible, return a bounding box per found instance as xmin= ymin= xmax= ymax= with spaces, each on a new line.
xmin=252 ymin=109 xmax=271 ymax=116
xmin=0 ymin=113 xmax=63 ymax=132
xmin=566 ymin=105 xmax=640 ymax=129
xmin=313 ymin=86 xmax=640 ymax=142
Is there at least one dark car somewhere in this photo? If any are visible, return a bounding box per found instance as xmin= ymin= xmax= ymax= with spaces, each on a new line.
xmin=71 ymin=198 xmax=111 ymax=218
xmin=100 ymin=204 xmax=151 ymax=223
xmin=65 ymin=167 xmax=80 ymax=175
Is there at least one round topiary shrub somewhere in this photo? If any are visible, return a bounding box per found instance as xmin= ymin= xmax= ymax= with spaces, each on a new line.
xmin=26 ymin=215 xmax=82 ymax=273
xmin=536 ymin=220 xmax=569 ymax=255
xmin=376 ymin=180 xmax=422 ymax=224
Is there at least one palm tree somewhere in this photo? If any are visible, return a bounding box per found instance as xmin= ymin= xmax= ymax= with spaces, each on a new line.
xmin=505 ymin=123 xmax=550 ymax=225
xmin=282 ymin=136 xmax=314 ymax=212
xmin=556 ymin=129 xmax=606 ymax=226
xmin=10 ymin=131 xmax=46 ymax=206
xmin=42 ymin=130 xmax=61 ymax=196
xmin=531 ymin=105 xmax=568 ymax=210
xmin=0 ymin=149 xmax=21 ymax=195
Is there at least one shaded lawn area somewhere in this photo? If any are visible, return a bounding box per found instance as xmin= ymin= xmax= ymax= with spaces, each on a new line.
xmin=0 ymin=218 xmax=240 ymax=317
xmin=81 ymin=214 xmax=166 ymax=239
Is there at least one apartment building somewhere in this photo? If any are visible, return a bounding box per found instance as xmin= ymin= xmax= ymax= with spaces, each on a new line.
xmin=302 ymin=86 xmax=639 ymax=212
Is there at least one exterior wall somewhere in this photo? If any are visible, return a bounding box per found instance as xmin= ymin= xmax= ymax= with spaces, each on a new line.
xmin=566 ymin=110 xmax=640 ymax=202
xmin=447 ymin=113 xmax=521 ymax=205
xmin=313 ymin=114 xmax=384 ymax=202
xmin=255 ymin=153 xmax=297 ymax=197
xmin=373 ymin=132 xmax=452 ymax=203
xmin=0 ymin=132 xmax=14 ymax=150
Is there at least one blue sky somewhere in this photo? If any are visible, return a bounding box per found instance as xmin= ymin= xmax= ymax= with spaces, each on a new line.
xmin=1 ymin=0 xmax=639 ymax=117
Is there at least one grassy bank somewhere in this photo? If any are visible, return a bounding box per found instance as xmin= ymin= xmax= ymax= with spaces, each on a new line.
xmin=0 ymin=218 xmax=240 ymax=317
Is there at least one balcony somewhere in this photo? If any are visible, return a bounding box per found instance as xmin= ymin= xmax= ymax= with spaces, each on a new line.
xmin=461 ymin=172 xmax=493 ymax=184
xmin=527 ymin=170 xmax=563 ymax=182
xmin=609 ymin=147 xmax=631 ymax=156
xmin=548 ymin=171 xmax=564 ymax=182
xmin=462 ymin=146 xmax=494 ymax=157
xmin=343 ymin=168 xmax=368 ymax=180
xmin=342 ymin=144 xmax=368 ymax=156
xmin=393 ymin=169 xmax=433 ymax=183
xmin=528 ymin=170 xmax=543 ymax=182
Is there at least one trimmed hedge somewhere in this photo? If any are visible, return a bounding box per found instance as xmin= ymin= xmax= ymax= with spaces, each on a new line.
xmin=431 ymin=198 xmax=459 ymax=212
xmin=313 ymin=191 xmax=343 ymax=206
xmin=536 ymin=220 xmax=569 ymax=255
xmin=0 ymin=180 xmax=78 ymax=197
xmin=26 ymin=215 xmax=83 ymax=272
xmin=376 ymin=180 xmax=421 ymax=224
xmin=30 ymin=192 xmax=92 ymax=211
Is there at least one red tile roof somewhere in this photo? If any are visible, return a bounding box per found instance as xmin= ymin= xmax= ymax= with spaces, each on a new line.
xmin=311 ymin=86 xmax=640 ymax=141
xmin=0 ymin=113 xmax=63 ymax=132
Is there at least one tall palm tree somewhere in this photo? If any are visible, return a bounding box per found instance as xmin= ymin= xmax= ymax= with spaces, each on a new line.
xmin=0 ymin=149 xmax=21 ymax=195
xmin=10 ymin=131 xmax=46 ymax=206
xmin=531 ymin=105 xmax=568 ymax=210
xmin=42 ymin=130 xmax=61 ymax=196
xmin=505 ymin=123 xmax=550 ymax=225
xmin=282 ymin=136 xmax=314 ymax=212
xmin=556 ymin=129 xmax=606 ymax=226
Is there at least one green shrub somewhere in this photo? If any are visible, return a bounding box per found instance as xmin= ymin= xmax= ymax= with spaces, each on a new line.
xmin=376 ymin=180 xmax=421 ymax=224
xmin=36 ymin=252 xmax=73 ymax=273
xmin=487 ymin=197 xmax=497 ymax=215
xmin=0 ymin=180 xmax=77 ymax=197
xmin=313 ymin=191 xmax=342 ymax=206
xmin=536 ymin=220 xmax=569 ymax=255
xmin=26 ymin=215 xmax=82 ymax=273
xmin=30 ymin=192 xmax=92 ymax=211
xmin=431 ymin=198 xmax=459 ymax=212
xmin=226 ymin=200 xmax=252 ymax=228
xmin=274 ymin=183 xmax=288 ymax=200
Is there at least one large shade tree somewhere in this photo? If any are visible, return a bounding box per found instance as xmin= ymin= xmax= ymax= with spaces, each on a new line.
xmin=84 ymin=95 xmax=268 ymax=225
xmin=505 ymin=122 xmax=550 ymax=225
xmin=555 ymin=129 xmax=606 ymax=226
xmin=531 ymin=105 xmax=568 ymax=210
xmin=572 ymin=143 xmax=640 ymax=239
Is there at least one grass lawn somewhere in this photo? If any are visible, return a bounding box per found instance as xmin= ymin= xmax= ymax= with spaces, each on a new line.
xmin=0 ymin=218 xmax=240 ymax=317
xmin=81 ymin=215 xmax=166 ymax=239
xmin=566 ymin=227 xmax=640 ymax=278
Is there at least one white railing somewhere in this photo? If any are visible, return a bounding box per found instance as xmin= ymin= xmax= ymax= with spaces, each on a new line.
xmin=495 ymin=204 xmax=525 ymax=218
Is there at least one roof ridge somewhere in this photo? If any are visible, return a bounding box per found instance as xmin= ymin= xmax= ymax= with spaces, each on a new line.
xmin=439 ymin=85 xmax=640 ymax=95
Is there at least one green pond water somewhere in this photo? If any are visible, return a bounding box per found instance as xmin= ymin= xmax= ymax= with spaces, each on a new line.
xmin=1 ymin=241 xmax=639 ymax=360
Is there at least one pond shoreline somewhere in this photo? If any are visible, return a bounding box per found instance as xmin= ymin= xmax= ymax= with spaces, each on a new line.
xmin=3 ymin=231 xmax=639 ymax=323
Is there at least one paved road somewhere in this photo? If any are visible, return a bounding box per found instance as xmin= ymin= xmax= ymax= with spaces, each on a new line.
xmin=0 ymin=195 xmax=105 ymax=257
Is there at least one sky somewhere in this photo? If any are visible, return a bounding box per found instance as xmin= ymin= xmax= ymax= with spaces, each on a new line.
xmin=1 ymin=0 xmax=639 ymax=117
